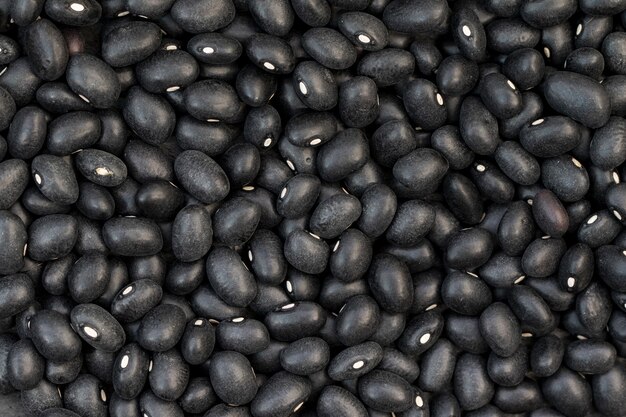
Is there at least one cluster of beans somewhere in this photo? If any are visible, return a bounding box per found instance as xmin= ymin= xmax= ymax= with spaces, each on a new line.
xmin=3 ymin=0 xmax=626 ymax=416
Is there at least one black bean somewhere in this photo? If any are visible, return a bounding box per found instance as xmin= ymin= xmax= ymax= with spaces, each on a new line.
xmin=264 ymin=301 xmax=326 ymax=341
xmin=0 ymin=211 xmax=26 ymax=274
xmin=284 ymin=230 xmax=329 ymax=274
xmin=174 ymin=150 xmax=230 ymax=204
xmin=446 ymin=227 xmax=493 ymax=270
xmin=357 ymin=48 xmax=415 ymax=87
xmin=454 ymin=353 xmax=494 ymax=411
xmin=592 ymin=363 xmax=626 ymax=416
xmin=397 ymin=311 xmax=444 ymax=356
xmin=71 ymin=303 xmax=125 ymax=351
xmin=302 ymin=28 xmax=356 ymax=70
xmin=486 ymin=18 xmax=540 ymax=54
xmin=46 ymin=355 xmax=82 ymax=386
xmin=318 ymin=385 xmax=367 ymax=417
xmin=137 ymin=303 xmax=186 ymax=352
xmin=31 ymin=154 xmax=79 ymax=205
xmin=179 ymin=377 xmax=217 ymax=414
xmin=487 ymin=345 xmax=528 ymax=387
xmin=543 ymin=71 xmax=610 ymax=129
xmin=479 ymin=302 xmax=521 ymax=357
xmin=206 ymin=246 xmax=257 ymax=307
xmin=358 ymin=369 xmax=413 ymax=412
xmin=542 ymin=367 xmax=593 ymax=417
xmin=459 ymin=96 xmax=500 ymax=155
xmin=148 ymin=348 xmax=189 ymax=401
xmin=122 ymin=87 xmax=175 ymax=146
xmin=441 ymin=271 xmax=492 ymax=315
xmin=393 ymin=148 xmax=448 ymax=195
xmin=335 ymin=294 xmax=379 ymax=346
xmin=103 ymin=216 xmax=162 ymax=256
xmin=508 ymin=285 xmax=555 ymax=337
xmin=244 ymin=33 xmax=296 ymax=75
xmin=139 ymin=390 xmax=183 ymax=417
xmin=213 ymin=197 xmax=261 ymax=247
xmin=356 ymin=184 xmax=397 ymax=238
xmin=170 ymin=0 xmax=235 ymax=33
xmin=30 ymin=309 xmax=81 ymax=361
xmin=279 ymin=336 xmax=329 ymax=375
xmin=101 ymin=21 xmax=162 ymax=68
xmin=10 ymin=0 xmax=44 ymax=26
xmin=403 ymin=79 xmax=447 ymax=131
xmin=251 ymin=371 xmax=311 ymax=417
xmin=382 ymin=0 xmax=449 ymax=34
xmin=66 ymin=54 xmax=120 ymax=109
xmin=112 ymin=343 xmax=149 ymax=400
xmin=27 ymin=214 xmax=78 ymax=261
xmin=521 ymin=236 xmax=567 ymax=278
xmin=20 ymin=379 xmax=63 ymax=416
xmin=7 ymin=339 xmax=44 ymax=390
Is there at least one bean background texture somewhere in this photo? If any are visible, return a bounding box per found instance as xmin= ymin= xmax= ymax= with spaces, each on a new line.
xmin=1 ymin=0 xmax=626 ymax=417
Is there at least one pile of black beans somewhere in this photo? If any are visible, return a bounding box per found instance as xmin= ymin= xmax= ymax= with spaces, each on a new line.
xmin=3 ymin=0 xmax=626 ymax=416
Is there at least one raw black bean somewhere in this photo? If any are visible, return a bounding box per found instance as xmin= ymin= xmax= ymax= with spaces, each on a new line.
xmin=214 ymin=197 xmax=261 ymax=247
xmin=71 ymin=303 xmax=125 ymax=351
xmin=137 ymin=303 xmax=186 ymax=352
xmin=336 ymin=295 xmax=380 ymax=346
xmin=179 ymin=377 xmax=217 ymax=414
xmin=112 ymin=343 xmax=149 ymax=400
xmin=170 ymin=0 xmax=235 ymax=33
xmin=317 ymin=385 xmax=367 ymax=417
xmin=149 ymin=348 xmax=189 ymax=401
xmin=136 ymin=50 xmax=199 ymax=94
xmin=521 ymin=236 xmax=567 ymax=278
xmin=508 ymin=285 xmax=555 ymax=337
xmin=103 ymin=216 xmax=162 ymax=256
xmin=217 ymin=317 xmax=269 ymax=355
xmin=251 ymin=371 xmax=311 ymax=417
xmin=27 ymin=214 xmax=78 ymax=261
xmin=284 ymin=230 xmax=329 ymax=274
xmin=46 ymin=356 xmax=82 ymax=386
xmin=543 ymin=71 xmax=610 ymax=129
xmin=446 ymin=227 xmax=494 ymax=270
xmin=245 ymin=33 xmax=296 ymax=75
xmin=20 ymin=379 xmax=63 ymax=416
xmin=101 ymin=21 xmax=162 ymax=68
xmin=31 ymin=154 xmax=79 ymax=205
xmin=30 ymin=309 xmax=81 ymax=361
xmin=66 ymin=54 xmax=120 ymax=109
xmin=454 ymin=353 xmax=494 ymax=411
xmin=264 ymin=301 xmax=326 ymax=341
xmin=382 ymin=0 xmax=449 ymax=34
xmin=357 ymin=184 xmax=397 ymax=238
xmin=0 ymin=211 xmax=26 ymax=274
xmin=479 ymin=302 xmax=521 ymax=357
xmin=357 ymin=48 xmax=415 ymax=87
xmin=441 ymin=271 xmax=492 ymax=315
xmin=140 ymin=390 xmax=184 ymax=417
xmin=397 ymin=311 xmax=444 ymax=356
xmin=123 ymin=87 xmax=175 ymax=145
xmin=357 ymin=369 xmax=413 ymax=412
xmin=8 ymin=339 xmax=45 ymax=390
xmin=280 ymin=336 xmax=330 ymax=375
xmin=26 ymin=19 xmax=68 ymax=81
xmin=174 ymin=150 xmax=230 ymax=204
xmin=459 ymin=96 xmax=500 ymax=155
xmin=302 ymin=28 xmax=357 ymax=70
xmin=542 ymin=367 xmax=593 ymax=417
xmin=206 ymin=246 xmax=257 ymax=307
xmin=452 ymin=7 xmax=486 ymax=62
